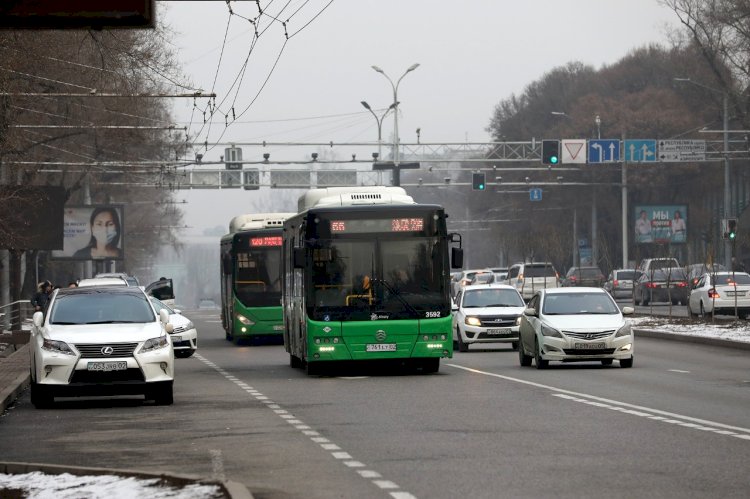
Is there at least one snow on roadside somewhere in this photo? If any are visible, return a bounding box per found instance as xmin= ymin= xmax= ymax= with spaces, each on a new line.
xmin=629 ymin=315 xmax=750 ymax=343
xmin=0 ymin=471 xmax=224 ymax=499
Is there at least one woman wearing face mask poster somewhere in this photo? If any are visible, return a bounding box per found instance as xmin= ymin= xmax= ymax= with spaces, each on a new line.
xmin=73 ymin=207 xmax=123 ymax=259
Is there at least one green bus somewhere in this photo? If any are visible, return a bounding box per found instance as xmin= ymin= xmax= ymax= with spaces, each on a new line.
xmin=220 ymin=212 xmax=295 ymax=344
xmin=282 ymin=187 xmax=463 ymax=374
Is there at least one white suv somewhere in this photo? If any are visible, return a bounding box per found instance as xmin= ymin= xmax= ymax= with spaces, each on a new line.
xmin=452 ymin=284 xmax=526 ymax=352
xmin=507 ymin=262 xmax=560 ymax=300
xmin=638 ymin=257 xmax=680 ymax=275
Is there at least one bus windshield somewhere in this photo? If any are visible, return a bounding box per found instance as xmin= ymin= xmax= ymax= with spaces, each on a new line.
xmin=235 ymin=247 xmax=281 ymax=307
xmin=308 ymin=237 xmax=448 ymax=320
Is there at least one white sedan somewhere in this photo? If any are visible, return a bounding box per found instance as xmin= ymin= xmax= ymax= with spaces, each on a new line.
xmin=452 ymin=284 xmax=526 ymax=352
xmin=518 ymin=287 xmax=634 ymax=369
xmin=150 ymin=297 xmax=198 ymax=358
xmin=29 ymin=286 xmax=175 ymax=408
xmin=688 ymin=271 xmax=750 ymax=318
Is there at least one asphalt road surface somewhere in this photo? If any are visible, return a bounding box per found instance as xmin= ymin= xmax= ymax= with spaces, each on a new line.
xmin=1 ymin=308 xmax=749 ymax=498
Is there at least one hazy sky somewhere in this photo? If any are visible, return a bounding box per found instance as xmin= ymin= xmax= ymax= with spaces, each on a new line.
xmin=160 ymin=0 xmax=678 ymax=234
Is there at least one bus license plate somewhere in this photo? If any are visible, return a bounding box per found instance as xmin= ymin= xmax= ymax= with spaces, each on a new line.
xmin=574 ymin=343 xmax=605 ymax=350
xmin=486 ymin=328 xmax=511 ymax=335
xmin=366 ymin=343 xmax=397 ymax=352
xmin=87 ymin=361 xmax=127 ymax=372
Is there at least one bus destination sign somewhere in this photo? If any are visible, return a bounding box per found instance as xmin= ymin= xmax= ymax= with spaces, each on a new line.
xmin=330 ymin=218 xmax=424 ymax=233
xmin=249 ymin=236 xmax=282 ymax=247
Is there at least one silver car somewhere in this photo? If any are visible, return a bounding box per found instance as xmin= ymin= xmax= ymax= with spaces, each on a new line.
xmin=518 ymin=288 xmax=634 ymax=369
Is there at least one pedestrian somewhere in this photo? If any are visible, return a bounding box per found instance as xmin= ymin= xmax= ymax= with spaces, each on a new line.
xmin=30 ymin=280 xmax=53 ymax=312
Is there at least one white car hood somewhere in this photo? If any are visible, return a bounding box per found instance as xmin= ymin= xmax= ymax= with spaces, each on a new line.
xmin=541 ymin=314 xmax=625 ymax=331
xmin=468 ymin=306 xmax=525 ymax=316
xmin=44 ymin=322 xmax=165 ymax=343
xmin=168 ymin=313 xmax=192 ymax=328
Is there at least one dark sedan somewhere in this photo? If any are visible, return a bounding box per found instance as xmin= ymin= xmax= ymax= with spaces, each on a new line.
xmin=634 ymin=267 xmax=689 ymax=305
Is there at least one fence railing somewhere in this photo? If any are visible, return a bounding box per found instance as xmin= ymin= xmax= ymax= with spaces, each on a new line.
xmin=0 ymin=300 xmax=34 ymax=331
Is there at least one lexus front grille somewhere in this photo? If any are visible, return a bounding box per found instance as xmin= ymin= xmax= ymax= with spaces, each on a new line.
xmin=74 ymin=342 xmax=139 ymax=358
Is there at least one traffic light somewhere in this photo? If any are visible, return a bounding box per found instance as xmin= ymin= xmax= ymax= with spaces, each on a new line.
xmin=728 ymin=218 xmax=738 ymax=240
xmin=472 ymin=172 xmax=486 ymax=191
xmin=541 ymin=140 xmax=560 ymax=165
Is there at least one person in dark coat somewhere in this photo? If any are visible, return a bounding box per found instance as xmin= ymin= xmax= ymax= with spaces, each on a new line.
xmin=31 ymin=281 xmax=53 ymax=312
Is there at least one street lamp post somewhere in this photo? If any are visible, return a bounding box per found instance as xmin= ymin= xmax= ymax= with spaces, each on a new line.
xmin=360 ymin=100 xmax=397 ymax=162
xmin=674 ymin=78 xmax=731 ymax=267
xmin=372 ymin=63 xmax=420 ymax=186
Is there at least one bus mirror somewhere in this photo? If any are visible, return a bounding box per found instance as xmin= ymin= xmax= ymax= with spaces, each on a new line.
xmin=293 ymin=248 xmax=305 ymax=268
xmin=451 ymin=247 xmax=464 ymax=269
xmin=449 ymin=232 xmax=462 ymax=246
xmin=222 ymin=253 xmax=232 ymax=275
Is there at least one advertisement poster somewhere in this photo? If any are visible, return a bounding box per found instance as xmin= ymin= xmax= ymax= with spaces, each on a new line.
xmin=634 ymin=204 xmax=687 ymax=244
xmin=52 ymin=205 xmax=124 ymax=260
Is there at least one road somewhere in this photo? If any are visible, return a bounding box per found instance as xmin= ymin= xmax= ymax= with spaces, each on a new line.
xmin=1 ymin=308 xmax=749 ymax=498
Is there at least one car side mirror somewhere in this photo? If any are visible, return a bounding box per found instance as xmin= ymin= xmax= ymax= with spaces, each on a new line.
xmin=523 ymin=307 xmax=537 ymax=317
xmin=159 ymin=309 xmax=170 ymax=324
xmin=621 ymin=306 xmax=634 ymax=315
xmin=33 ymin=311 xmax=44 ymax=327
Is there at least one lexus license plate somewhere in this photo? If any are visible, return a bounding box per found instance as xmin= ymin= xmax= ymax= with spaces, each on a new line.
xmin=574 ymin=343 xmax=605 ymax=350
xmin=366 ymin=343 xmax=397 ymax=352
xmin=87 ymin=361 xmax=127 ymax=372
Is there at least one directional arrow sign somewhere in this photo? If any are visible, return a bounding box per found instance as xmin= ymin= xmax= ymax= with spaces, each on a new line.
xmin=624 ymin=139 xmax=657 ymax=162
xmin=658 ymin=140 xmax=706 ymax=162
xmin=561 ymin=139 xmax=587 ymax=164
xmin=588 ymin=139 xmax=620 ymax=163
xmin=529 ymin=187 xmax=542 ymax=201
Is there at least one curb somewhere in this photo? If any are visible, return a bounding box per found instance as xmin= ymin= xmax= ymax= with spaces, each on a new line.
xmin=633 ymin=328 xmax=750 ymax=351
xmin=0 ymin=462 xmax=253 ymax=499
xmin=0 ymin=346 xmax=30 ymax=416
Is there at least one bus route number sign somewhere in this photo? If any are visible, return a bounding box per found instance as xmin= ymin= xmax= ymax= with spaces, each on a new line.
xmin=330 ymin=218 xmax=424 ymax=233
xmin=250 ymin=236 xmax=282 ymax=247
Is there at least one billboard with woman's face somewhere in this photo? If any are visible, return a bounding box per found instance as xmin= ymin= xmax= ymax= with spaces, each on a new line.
xmin=634 ymin=204 xmax=687 ymax=244
xmin=51 ymin=205 xmax=124 ymax=260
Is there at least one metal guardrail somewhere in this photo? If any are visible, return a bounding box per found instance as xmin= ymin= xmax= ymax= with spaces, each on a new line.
xmin=0 ymin=300 xmax=34 ymax=331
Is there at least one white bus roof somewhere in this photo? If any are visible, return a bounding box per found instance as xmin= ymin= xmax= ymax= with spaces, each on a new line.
xmin=228 ymin=212 xmax=296 ymax=233
xmin=297 ymin=186 xmax=415 ymax=212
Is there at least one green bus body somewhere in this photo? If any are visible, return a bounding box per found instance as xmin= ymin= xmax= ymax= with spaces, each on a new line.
xmin=220 ymin=224 xmax=286 ymax=343
xmin=282 ymin=198 xmax=454 ymax=373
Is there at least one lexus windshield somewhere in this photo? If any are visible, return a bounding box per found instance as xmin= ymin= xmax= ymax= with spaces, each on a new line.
xmin=50 ymin=291 xmax=155 ymax=325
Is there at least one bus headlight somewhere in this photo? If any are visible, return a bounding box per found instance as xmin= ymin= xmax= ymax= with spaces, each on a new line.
xmin=236 ymin=314 xmax=254 ymax=326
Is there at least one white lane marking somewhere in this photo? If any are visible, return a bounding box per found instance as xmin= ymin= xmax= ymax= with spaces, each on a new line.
xmin=669 ymin=369 xmax=691 ymax=374
xmin=195 ymin=352 xmax=416 ymax=498
xmin=448 ymin=363 xmax=750 ymax=439
xmin=209 ymin=449 xmax=226 ymax=482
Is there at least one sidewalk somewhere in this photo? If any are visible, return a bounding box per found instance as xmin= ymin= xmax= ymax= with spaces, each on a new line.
xmin=0 ymin=343 xmax=30 ymax=415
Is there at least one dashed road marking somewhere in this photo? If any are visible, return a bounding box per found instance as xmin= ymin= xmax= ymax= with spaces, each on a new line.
xmin=195 ymin=353 xmax=416 ymax=498
xmin=448 ymin=363 xmax=750 ymax=441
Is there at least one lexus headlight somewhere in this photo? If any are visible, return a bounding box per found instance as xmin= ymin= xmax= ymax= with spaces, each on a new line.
xmin=615 ymin=322 xmax=632 ymax=338
xmin=140 ymin=335 xmax=169 ymax=353
xmin=42 ymin=339 xmax=76 ymax=356
xmin=541 ymin=324 xmax=562 ymax=338
xmin=236 ymin=314 xmax=254 ymax=326
xmin=465 ymin=316 xmax=482 ymax=327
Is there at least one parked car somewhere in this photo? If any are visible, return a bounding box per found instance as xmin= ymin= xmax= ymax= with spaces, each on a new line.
xmin=688 ymin=271 xmax=750 ymax=318
xmin=452 ymin=284 xmax=526 ymax=352
xmin=634 ymin=267 xmax=689 ymax=305
xmin=470 ymin=272 xmax=494 ymax=285
xmin=685 ymin=263 xmax=726 ymax=288
xmin=561 ymin=266 xmax=606 ymax=288
xmin=507 ymin=262 xmax=560 ymax=300
xmin=28 ymin=285 xmax=175 ymax=408
xmin=150 ymin=297 xmax=198 ymax=358
xmin=518 ymin=287 xmax=635 ymax=369
xmin=603 ymin=269 xmax=641 ymax=298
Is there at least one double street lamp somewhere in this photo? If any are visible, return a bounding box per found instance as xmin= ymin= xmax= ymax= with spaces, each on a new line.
xmin=674 ymin=77 xmax=731 ymax=267
xmin=360 ymin=100 xmax=398 ymax=161
xmin=371 ymin=63 xmax=420 ymax=185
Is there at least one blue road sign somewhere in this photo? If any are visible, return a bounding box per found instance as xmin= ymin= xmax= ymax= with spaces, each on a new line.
xmin=623 ymin=139 xmax=657 ymax=162
xmin=530 ymin=187 xmax=542 ymax=201
xmin=588 ymin=139 xmax=620 ymax=163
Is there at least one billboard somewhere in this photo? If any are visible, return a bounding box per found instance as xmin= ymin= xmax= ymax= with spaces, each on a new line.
xmin=52 ymin=205 xmax=125 ymax=260
xmin=634 ymin=204 xmax=687 ymax=244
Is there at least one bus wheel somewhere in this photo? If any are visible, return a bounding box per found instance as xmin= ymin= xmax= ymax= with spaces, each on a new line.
xmin=420 ymin=358 xmax=440 ymax=374
xmin=290 ymin=354 xmax=303 ymax=369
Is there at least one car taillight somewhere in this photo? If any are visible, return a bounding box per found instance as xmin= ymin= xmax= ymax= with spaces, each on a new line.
xmin=613 ymin=280 xmax=619 ymax=287
xmin=570 ymin=276 xmax=577 ymax=281
xmin=518 ymin=273 xmax=524 ymax=281
xmin=646 ymin=282 xmax=658 ymax=288
xmin=708 ymin=288 xmax=720 ymax=298
xmin=675 ymin=281 xmax=688 ymax=288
